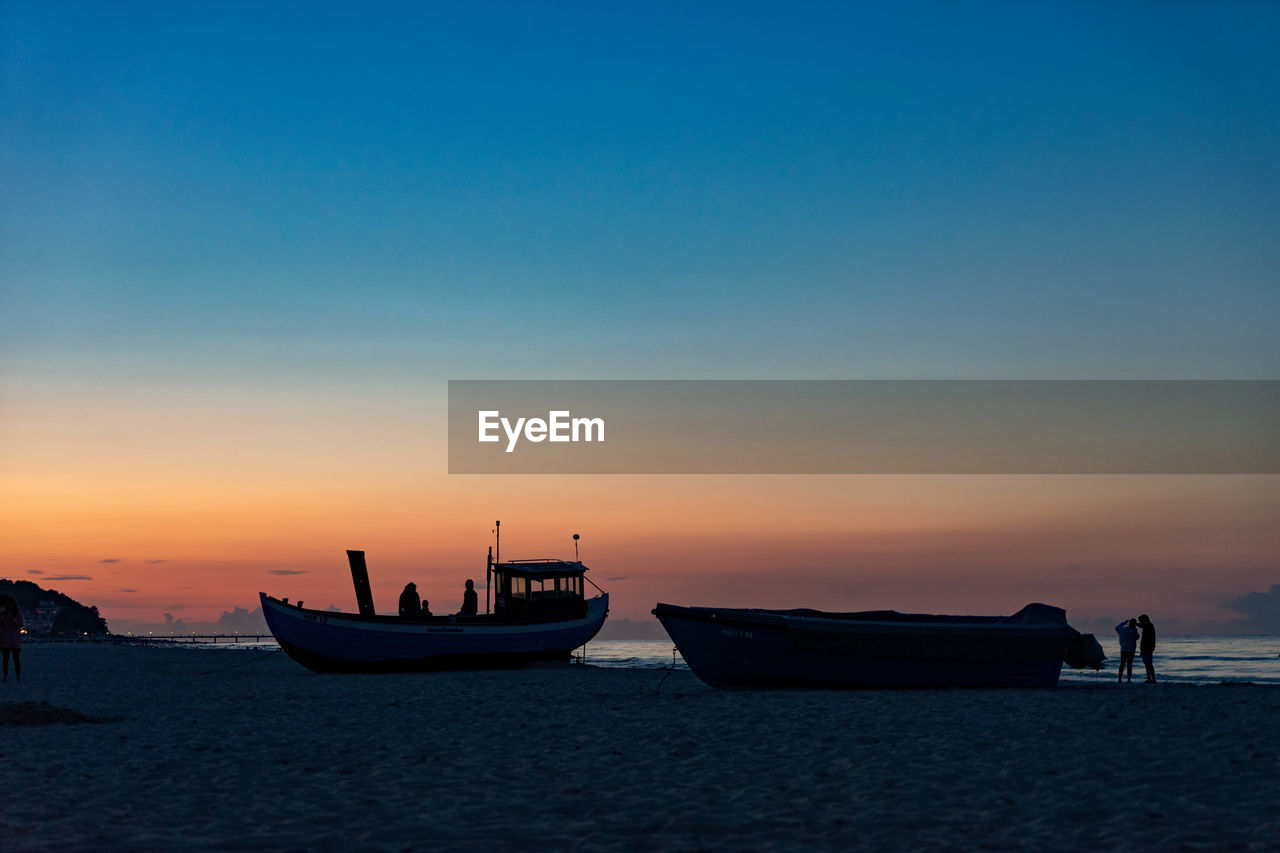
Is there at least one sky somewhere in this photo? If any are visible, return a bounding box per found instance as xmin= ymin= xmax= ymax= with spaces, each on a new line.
xmin=2 ymin=1 xmax=1278 ymax=636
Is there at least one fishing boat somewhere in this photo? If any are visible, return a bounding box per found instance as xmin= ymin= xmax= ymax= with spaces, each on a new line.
xmin=263 ymin=531 xmax=608 ymax=673
xmin=653 ymin=602 xmax=1104 ymax=689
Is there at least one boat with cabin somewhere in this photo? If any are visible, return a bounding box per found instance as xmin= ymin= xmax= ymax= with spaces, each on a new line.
xmin=653 ymin=602 xmax=1105 ymax=689
xmin=262 ymin=529 xmax=608 ymax=673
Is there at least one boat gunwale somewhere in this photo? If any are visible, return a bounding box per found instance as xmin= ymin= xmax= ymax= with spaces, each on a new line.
xmin=261 ymin=592 xmax=607 ymax=630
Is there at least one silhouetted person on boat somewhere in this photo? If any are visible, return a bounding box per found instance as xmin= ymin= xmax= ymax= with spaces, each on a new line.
xmin=459 ymin=579 xmax=478 ymax=616
xmin=399 ymin=583 xmax=421 ymax=618
xmin=420 ymin=600 xmax=432 ymax=617
xmin=1115 ymin=618 xmax=1139 ymax=682
xmin=1137 ymin=614 xmax=1156 ymax=682
xmin=0 ymin=595 xmax=23 ymax=683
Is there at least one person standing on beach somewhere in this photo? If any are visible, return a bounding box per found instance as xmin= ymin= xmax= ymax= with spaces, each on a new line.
xmin=398 ymin=582 xmax=421 ymax=618
xmin=0 ymin=595 xmax=23 ymax=683
xmin=1115 ymin=618 xmax=1139 ymax=682
xmin=1137 ymin=614 xmax=1157 ymax=683
xmin=459 ymin=579 xmax=478 ymax=616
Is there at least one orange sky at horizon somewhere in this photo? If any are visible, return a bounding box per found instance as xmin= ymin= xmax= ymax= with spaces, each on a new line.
xmin=3 ymin=449 xmax=1277 ymax=632
xmin=3 ymin=375 xmax=1276 ymax=630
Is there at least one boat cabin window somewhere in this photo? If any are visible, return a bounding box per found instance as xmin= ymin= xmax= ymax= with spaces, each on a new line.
xmin=490 ymin=562 xmax=589 ymax=619
xmin=528 ymin=576 xmax=582 ymax=598
xmin=551 ymin=577 xmax=582 ymax=596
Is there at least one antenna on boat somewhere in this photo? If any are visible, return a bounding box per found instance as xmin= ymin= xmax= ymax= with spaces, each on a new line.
xmin=573 ymin=533 xmax=580 ymax=562
xmin=490 ymin=520 xmax=500 ymax=616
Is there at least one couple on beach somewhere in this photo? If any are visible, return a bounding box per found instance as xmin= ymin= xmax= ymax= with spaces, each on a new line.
xmin=1114 ymin=614 xmax=1156 ymax=683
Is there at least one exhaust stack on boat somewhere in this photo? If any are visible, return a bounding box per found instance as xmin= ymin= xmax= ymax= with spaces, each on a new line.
xmin=347 ymin=549 xmax=375 ymax=616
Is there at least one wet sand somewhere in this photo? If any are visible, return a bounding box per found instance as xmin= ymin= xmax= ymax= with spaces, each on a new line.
xmin=2 ymin=643 xmax=1278 ymax=850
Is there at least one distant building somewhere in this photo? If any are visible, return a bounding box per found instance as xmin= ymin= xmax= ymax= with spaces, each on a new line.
xmin=25 ymin=600 xmax=61 ymax=634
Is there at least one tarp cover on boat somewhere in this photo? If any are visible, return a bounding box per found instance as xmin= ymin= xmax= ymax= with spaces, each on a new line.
xmin=778 ymin=602 xmax=1073 ymax=626
xmin=1063 ymin=633 xmax=1106 ymax=669
xmin=653 ymin=601 xmax=1109 ymax=687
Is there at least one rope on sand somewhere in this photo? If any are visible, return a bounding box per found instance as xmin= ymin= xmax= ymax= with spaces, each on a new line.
xmin=656 ymin=644 xmax=679 ymax=694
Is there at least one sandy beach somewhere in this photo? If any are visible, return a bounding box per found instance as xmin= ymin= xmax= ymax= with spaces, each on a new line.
xmin=2 ymin=643 xmax=1278 ymax=851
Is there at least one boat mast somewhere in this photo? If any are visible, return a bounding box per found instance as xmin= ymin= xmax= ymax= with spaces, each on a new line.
xmin=488 ymin=519 xmax=500 ymax=615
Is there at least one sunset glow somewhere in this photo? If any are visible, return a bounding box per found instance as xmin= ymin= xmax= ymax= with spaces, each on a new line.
xmin=2 ymin=2 xmax=1277 ymax=636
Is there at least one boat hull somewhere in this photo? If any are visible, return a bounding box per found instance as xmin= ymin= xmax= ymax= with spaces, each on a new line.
xmin=263 ymin=592 xmax=608 ymax=674
xmin=654 ymin=602 xmax=1084 ymax=689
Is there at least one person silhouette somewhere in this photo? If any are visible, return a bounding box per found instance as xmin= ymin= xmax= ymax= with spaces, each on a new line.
xmin=459 ymin=579 xmax=478 ymax=616
xmin=420 ymin=600 xmax=432 ymax=618
xmin=0 ymin=595 xmax=23 ymax=683
xmin=398 ymin=582 xmax=421 ymax=618
xmin=1137 ymin=614 xmax=1157 ymax=683
xmin=1115 ymin=618 xmax=1139 ymax=683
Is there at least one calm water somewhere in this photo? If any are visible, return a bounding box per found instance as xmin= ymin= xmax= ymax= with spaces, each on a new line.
xmin=186 ymin=636 xmax=1280 ymax=684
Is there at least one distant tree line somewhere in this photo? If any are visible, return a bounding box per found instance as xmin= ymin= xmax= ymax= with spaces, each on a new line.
xmin=0 ymin=579 xmax=109 ymax=636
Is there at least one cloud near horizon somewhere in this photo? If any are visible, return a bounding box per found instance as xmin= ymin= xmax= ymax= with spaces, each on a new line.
xmin=100 ymin=558 xmax=120 ymax=563
xmin=597 ymin=617 xmax=665 ymax=640
xmin=145 ymin=559 xmax=168 ymax=564
xmin=113 ymin=606 xmax=270 ymax=636
xmin=44 ymin=574 xmax=92 ymax=581
xmin=1226 ymin=584 xmax=1280 ymax=633
xmin=27 ymin=569 xmax=43 ymax=575
xmin=269 ymin=569 xmax=307 ymax=575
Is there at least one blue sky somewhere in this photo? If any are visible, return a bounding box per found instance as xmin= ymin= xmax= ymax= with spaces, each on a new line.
xmin=3 ymin=1 xmax=1277 ymax=388
xmin=2 ymin=3 xmax=1278 ymax=631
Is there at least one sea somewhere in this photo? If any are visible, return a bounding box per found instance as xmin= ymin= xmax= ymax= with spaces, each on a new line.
xmin=1057 ymin=635 xmax=1280 ymax=686
xmin=175 ymin=636 xmax=1280 ymax=685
